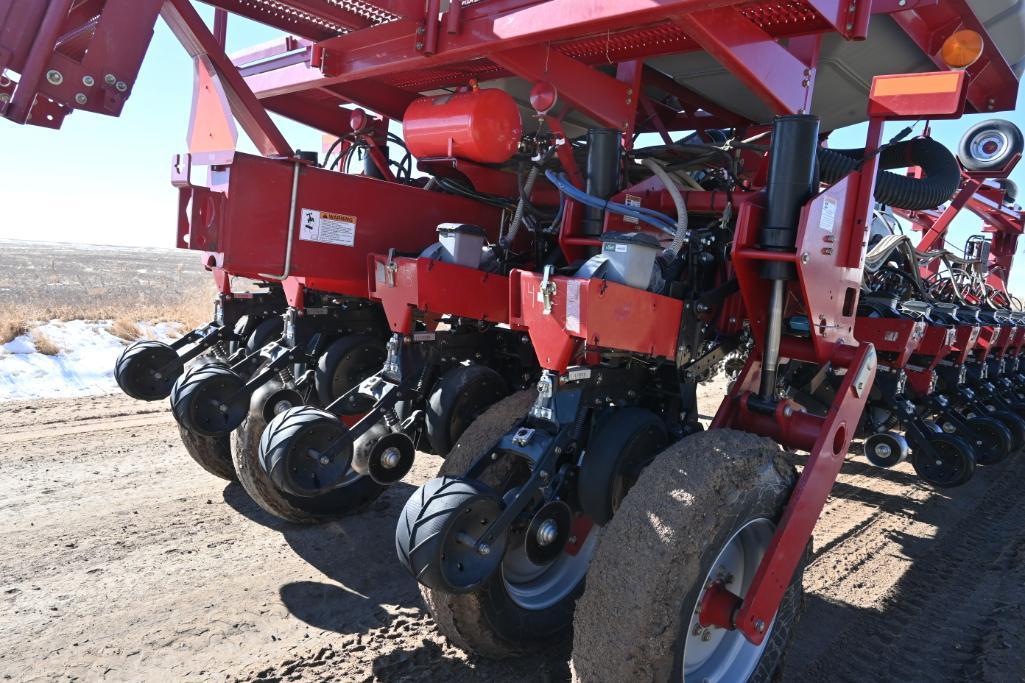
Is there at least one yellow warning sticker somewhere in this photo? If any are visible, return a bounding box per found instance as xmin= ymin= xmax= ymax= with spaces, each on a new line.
xmin=299 ymin=209 xmax=356 ymax=247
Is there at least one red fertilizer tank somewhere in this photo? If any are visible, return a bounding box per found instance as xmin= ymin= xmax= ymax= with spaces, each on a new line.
xmin=402 ymin=85 xmax=522 ymax=164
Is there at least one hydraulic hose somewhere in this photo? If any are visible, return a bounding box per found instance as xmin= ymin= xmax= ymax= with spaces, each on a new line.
xmin=641 ymin=157 xmax=688 ymax=254
xmin=818 ymin=137 xmax=960 ymax=211
xmin=544 ymin=170 xmax=678 ymax=235
xmin=504 ymin=164 xmax=541 ymax=248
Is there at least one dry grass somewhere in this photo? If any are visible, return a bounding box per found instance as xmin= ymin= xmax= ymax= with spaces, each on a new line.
xmin=1 ymin=320 xmax=28 ymax=344
xmin=109 ymin=319 xmax=142 ymax=341
xmin=0 ymin=279 xmax=219 ymax=332
xmin=31 ymin=330 xmax=60 ymax=356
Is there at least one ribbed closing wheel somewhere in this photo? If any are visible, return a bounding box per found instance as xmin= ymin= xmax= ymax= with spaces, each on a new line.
xmin=425 ymin=364 xmax=508 ymax=456
xmin=114 ymin=340 xmax=182 ymax=401
xmin=404 ymin=390 xmax=590 ymax=658
xmin=314 ymin=335 xmax=386 ymax=409
xmin=170 ymin=363 xmax=249 ymax=437
xmin=572 ymin=429 xmax=806 ymax=683
xmin=178 ymin=423 xmax=235 ymax=481
xmin=233 ymin=407 xmax=385 ymax=524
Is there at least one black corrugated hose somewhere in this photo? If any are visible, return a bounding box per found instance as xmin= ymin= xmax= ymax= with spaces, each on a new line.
xmin=817 ymin=137 xmax=960 ymax=211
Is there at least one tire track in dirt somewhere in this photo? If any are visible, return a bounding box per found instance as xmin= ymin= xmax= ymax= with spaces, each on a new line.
xmin=785 ymin=451 xmax=1025 ymax=682
xmin=0 ymin=412 xmax=171 ymax=444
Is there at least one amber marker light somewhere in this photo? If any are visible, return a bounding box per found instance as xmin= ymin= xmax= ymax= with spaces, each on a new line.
xmin=941 ymin=29 xmax=984 ymax=69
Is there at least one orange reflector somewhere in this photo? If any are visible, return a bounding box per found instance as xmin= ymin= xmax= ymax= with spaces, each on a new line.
xmin=941 ymin=29 xmax=984 ymax=69
xmin=868 ymin=71 xmax=968 ymax=119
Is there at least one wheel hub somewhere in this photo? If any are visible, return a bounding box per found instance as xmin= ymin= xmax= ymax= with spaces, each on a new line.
xmin=683 ymin=518 xmax=775 ymax=683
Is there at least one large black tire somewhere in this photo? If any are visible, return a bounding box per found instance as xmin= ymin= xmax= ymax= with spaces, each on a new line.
xmin=177 ymin=423 xmax=236 ymax=482
xmin=233 ymin=408 xmax=385 ymax=524
xmin=572 ymin=429 xmax=804 ymax=682
xmin=115 ymin=340 xmax=182 ymax=401
xmin=425 ymin=364 xmax=508 ymax=456
xmin=958 ymin=119 xmax=1024 ymax=172
xmin=408 ymin=390 xmax=571 ymax=658
xmin=314 ymin=335 xmax=386 ymax=408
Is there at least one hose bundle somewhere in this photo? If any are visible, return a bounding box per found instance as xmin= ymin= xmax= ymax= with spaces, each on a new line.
xmin=818 ymin=137 xmax=960 ymax=211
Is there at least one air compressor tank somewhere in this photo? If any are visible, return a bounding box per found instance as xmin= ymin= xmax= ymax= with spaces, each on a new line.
xmin=402 ymin=87 xmax=522 ymax=164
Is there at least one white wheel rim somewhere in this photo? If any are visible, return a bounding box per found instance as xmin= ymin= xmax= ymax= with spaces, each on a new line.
xmin=970 ymin=130 xmax=1009 ymax=163
xmin=501 ymin=527 xmax=599 ymax=610
xmin=682 ymin=517 xmax=776 ymax=682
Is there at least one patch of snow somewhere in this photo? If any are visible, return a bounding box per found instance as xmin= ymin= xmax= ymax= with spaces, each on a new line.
xmin=0 ymin=320 xmax=184 ymax=401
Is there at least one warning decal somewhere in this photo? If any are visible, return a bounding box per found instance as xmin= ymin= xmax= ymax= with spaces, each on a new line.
xmin=299 ymin=208 xmax=356 ymax=247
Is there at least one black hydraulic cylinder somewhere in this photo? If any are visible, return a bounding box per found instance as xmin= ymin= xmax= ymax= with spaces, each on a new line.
xmin=583 ymin=128 xmax=622 ymax=236
xmin=759 ymin=114 xmax=820 ymax=400
xmin=364 ymin=142 xmax=389 ymax=179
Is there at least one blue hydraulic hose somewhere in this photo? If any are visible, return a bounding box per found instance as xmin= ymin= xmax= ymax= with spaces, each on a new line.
xmin=544 ymin=170 xmax=678 ymax=235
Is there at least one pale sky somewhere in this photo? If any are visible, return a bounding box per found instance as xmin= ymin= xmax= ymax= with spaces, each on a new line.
xmin=1 ymin=8 xmax=1024 ymax=290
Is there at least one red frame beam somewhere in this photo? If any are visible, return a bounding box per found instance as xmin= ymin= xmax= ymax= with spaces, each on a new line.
xmin=162 ymin=0 xmax=292 ymax=158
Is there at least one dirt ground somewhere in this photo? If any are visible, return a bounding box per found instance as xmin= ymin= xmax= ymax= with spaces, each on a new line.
xmin=2 ymin=384 xmax=1025 ymax=682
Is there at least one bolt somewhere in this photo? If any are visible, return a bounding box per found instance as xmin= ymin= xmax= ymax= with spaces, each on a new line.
xmin=692 ymin=623 xmax=703 ymax=636
xmin=105 ymin=74 xmax=117 ymax=85
xmin=0 ymin=93 xmax=9 ymax=105
xmin=536 ymin=519 xmax=559 ymax=546
xmin=477 ymin=542 xmax=491 ymax=556
xmin=783 ymin=404 xmax=794 ymax=417
xmin=219 ymin=403 xmax=229 ymax=413
xmin=568 ymin=535 xmax=577 ymax=544
xmin=416 ymin=41 xmax=425 ymax=50
xmin=82 ymin=75 xmax=95 ymax=87
xmin=74 ymin=93 xmax=87 ymax=105
xmin=845 ymin=22 xmax=854 ymax=30
xmin=491 ymin=452 xmax=498 ymax=461
xmin=898 ymin=0 xmax=906 ymax=4
xmin=46 ymin=70 xmax=63 ymax=85
xmin=380 ymin=447 xmax=402 ymax=469
xmin=701 ymin=630 xmax=713 ymax=642
xmin=755 ymin=619 xmax=766 ymax=633
xmin=115 ymin=81 xmax=128 ymax=92
xmin=319 ymin=455 xmax=330 ymax=465
xmin=801 ymin=252 xmax=810 ymax=264
xmin=539 ymin=470 xmax=550 ymax=482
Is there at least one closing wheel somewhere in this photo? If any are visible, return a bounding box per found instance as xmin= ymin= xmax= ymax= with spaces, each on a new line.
xmin=425 ymin=364 xmax=508 ymax=456
xmin=233 ymin=405 xmax=385 ymax=524
xmin=964 ymin=415 xmax=1013 ymax=465
xmin=911 ymin=433 xmax=976 ymax=488
xmin=177 ymin=423 xmax=236 ymax=481
xmin=170 ymin=363 xmax=250 ymax=437
xmin=863 ymin=431 xmax=908 ymax=468
xmin=259 ymin=406 xmax=356 ymax=497
xmin=572 ymin=429 xmax=804 ymax=682
xmin=115 ymin=340 xmax=183 ymax=401
xmin=989 ymin=409 xmax=1025 ymax=453
xmin=958 ymin=119 xmax=1024 ymax=172
xmin=400 ymin=390 xmax=594 ymax=657
xmin=314 ymin=335 xmax=386 ymax=410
